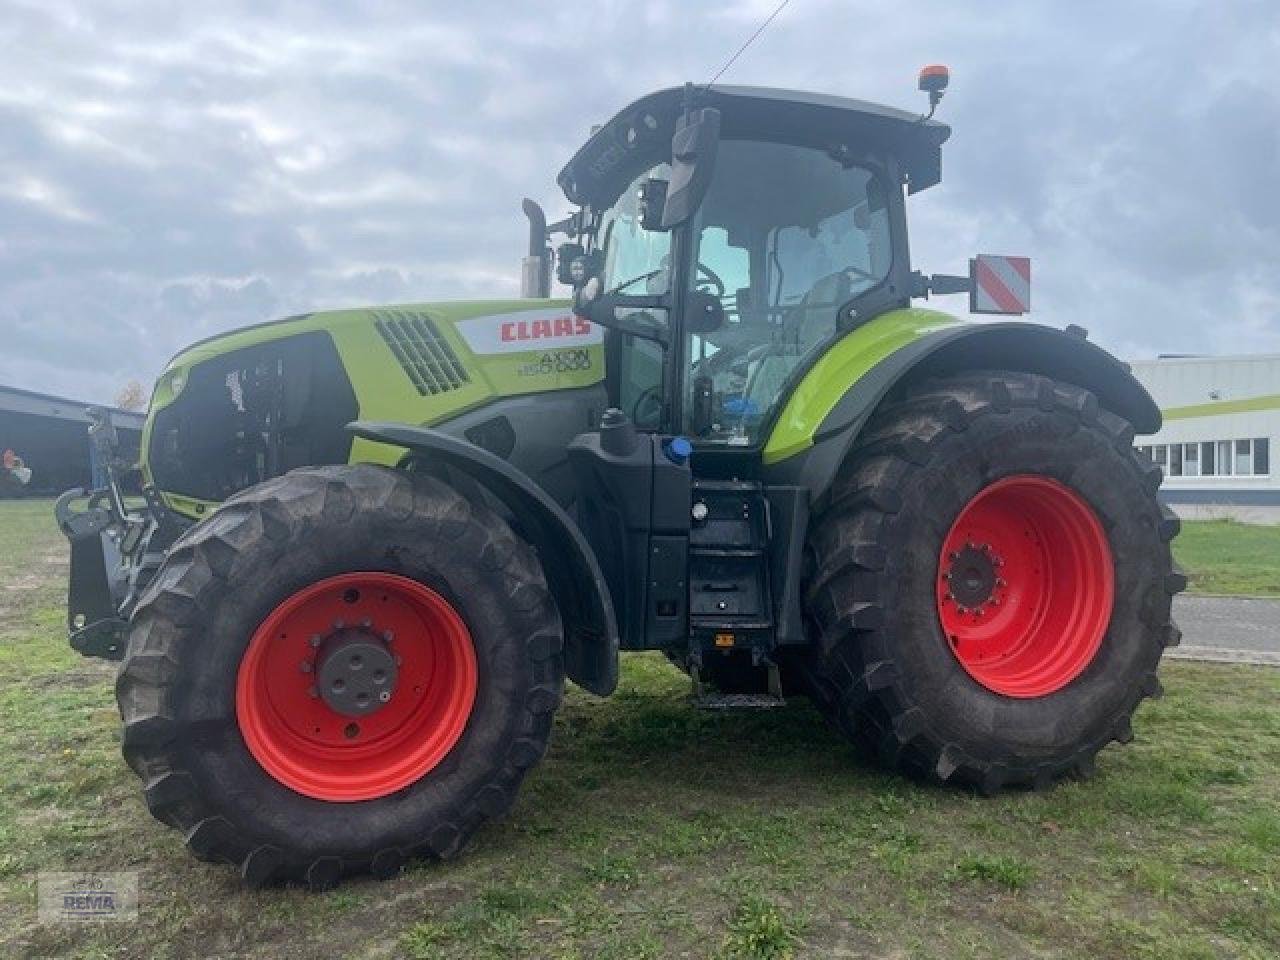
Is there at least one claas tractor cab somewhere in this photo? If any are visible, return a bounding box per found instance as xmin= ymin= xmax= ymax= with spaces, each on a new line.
xmin=57 ymin=73 xmax=1183 ymax=889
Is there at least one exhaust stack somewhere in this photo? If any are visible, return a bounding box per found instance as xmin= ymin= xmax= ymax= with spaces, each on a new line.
xmin=520 ymin=199 xmax=551 ymax=298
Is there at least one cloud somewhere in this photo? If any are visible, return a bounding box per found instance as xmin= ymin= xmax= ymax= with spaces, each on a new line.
xmin=0 ymin=0 xmax=1276 ymax=405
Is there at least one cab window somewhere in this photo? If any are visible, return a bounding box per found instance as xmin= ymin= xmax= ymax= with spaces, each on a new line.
xmin=681 ymin=140 xmax=893 ymax=445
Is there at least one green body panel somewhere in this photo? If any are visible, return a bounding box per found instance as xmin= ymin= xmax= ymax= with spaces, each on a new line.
xmin=1162 ymin=393 xmax=1280 ymax=420
xmin=142 ymin=299 xmax=600 ymax=517
xmin=762 ymin=307 xmax=963 ymax=464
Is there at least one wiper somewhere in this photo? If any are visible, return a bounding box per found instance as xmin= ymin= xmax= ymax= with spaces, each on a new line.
xmin=604 ymin=268 xmax=664 ymax=297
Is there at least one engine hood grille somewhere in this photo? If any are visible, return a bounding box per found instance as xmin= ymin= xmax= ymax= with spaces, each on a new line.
xmin=373 ymin=311 xmax=471 ymax=396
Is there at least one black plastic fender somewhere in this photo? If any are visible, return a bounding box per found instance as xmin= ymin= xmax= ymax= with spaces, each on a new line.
xmin=348 ymin=421 xmax=619 ymax=696
xmin=764 ymin=322 xmax=1162 ymax=510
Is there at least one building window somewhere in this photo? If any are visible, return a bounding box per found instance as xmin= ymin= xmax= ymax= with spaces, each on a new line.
xmin=1148 ymin=437 xmax=1270 ymax=478
xmin=1235 ymin=438 xmax=1253 ymax=476
xmin=1218 ymin=440 xmax=1233 ymax=477
xmin=1182 ymin=442 xmax=1199 ymax=477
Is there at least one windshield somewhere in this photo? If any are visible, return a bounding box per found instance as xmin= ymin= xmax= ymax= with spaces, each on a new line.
xmin=597 ymin=164 xmax=673 ymax=296
xmin=681 ymin=139 xmax=893 ymax=445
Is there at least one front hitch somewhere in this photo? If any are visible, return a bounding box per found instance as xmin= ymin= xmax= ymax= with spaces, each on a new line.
xmin=55 ymin=407 xmax=169 ymax=660
xmin=55 ymin=487 xmax=130 ymax=659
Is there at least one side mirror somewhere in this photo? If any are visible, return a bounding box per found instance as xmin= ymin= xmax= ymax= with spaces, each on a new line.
xmin=638 ymin=178 xmax=669 ymax=232
xmin=685 ymin=290 xmax=724 ymax=334
xmin=556 ymin=242 xmax=585 ymax=287
xmin=661 ymin=107 xmax=721 ymax=228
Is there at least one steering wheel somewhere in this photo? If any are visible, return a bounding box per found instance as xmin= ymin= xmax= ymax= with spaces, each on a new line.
xmin=695 ymin=262 xmax=725 ymax=299
xmin=632 ymin=385 xmax=664 ymax=428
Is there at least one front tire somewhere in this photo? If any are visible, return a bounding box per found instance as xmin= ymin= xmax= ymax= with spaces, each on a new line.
xmin=116 ymin=464 xmax=564 ymax=888
xmin=804 ymin=371 xmax=1184 ymax=791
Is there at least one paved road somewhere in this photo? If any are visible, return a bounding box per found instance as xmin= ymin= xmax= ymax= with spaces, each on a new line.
xmin=1168 ymin=595 xmax=1280 ymax=666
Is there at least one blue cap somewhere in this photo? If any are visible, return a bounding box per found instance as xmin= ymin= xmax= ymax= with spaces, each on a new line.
xmin=665 ymin=436 xmax=693 ymax=463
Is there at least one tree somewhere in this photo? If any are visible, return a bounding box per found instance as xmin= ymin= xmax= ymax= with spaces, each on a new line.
xmin=115 ymin=380 xmax=146 ymax=412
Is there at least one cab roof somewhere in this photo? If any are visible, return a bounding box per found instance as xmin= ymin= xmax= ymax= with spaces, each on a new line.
xmin=558 ymin=84 xmax=951 ymax=209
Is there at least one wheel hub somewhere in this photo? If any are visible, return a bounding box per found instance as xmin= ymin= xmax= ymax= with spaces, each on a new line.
xmin=943 ymin=543 xmax=1003 ymax=613
xmin=314 ymin=627 xmax=399 ymax=717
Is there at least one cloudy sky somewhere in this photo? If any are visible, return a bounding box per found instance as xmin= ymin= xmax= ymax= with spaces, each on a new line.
xmin=1 ymin=0 xmax=1277 ymax=404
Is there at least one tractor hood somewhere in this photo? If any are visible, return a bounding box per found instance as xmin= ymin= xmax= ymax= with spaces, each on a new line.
xmin=143 ymin=300 xmax=602 ymax=517
xmin=558 ymin=84 xmax=951 ymax=210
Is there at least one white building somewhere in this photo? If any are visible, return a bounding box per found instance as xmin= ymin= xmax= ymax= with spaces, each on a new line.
xmin=1129 ymin=354 xmax=1278 ymax=523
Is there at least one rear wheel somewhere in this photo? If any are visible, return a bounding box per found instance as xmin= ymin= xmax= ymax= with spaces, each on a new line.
xmin=117 ymin=464 xmax=564 ymax=888
xmin=804 ymin=371 xmax=1183 ymax=790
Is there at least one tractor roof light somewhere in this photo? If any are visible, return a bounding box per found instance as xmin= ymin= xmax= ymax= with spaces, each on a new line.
xmin=918 ymin=64 xmax=950 ymax=93
xmin=918 ymin=64 xmax=950 ymax=120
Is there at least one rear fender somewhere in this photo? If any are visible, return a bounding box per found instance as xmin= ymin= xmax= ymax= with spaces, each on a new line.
xmin=348 ymin=421 xmax=619 ymax=696
xmin=764 ymin=315 xmax=1160 ymax=510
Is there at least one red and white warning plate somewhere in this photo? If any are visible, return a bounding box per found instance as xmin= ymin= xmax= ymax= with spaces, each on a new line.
xmin=971 ymin=255 xmax=1031 ymax=315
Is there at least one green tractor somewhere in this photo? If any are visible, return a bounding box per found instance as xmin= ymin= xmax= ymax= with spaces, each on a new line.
xmin=58 ymin=73 xmax=1183 ymax=889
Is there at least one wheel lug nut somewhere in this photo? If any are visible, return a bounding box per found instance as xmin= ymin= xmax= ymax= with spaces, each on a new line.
xmin=383 ymin=630 xmax=394 ymax=643
xmin=378 ymin=691 xmax=391 ymax=703
xmin=309 ymin=634 xmax=321 ymax=648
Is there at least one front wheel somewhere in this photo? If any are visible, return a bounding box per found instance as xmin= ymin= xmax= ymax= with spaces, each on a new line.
xmin=116 ymin=464 xmax=564 ymax=888
xmin=804 ymin=371 xmax=1184 ymax=791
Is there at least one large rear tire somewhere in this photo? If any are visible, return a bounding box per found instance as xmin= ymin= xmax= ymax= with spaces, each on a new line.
xmin=116 ymin=464 xmax=564 ymax=888
xmin=804 ymin=371 xmax=1183 ymax=791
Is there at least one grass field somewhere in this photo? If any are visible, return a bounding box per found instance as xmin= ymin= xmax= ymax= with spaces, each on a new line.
xmin=1173 ymin=520 xmax=1280 ymax=596
xmin=0 ymin=499 xmax=1277 ymax=959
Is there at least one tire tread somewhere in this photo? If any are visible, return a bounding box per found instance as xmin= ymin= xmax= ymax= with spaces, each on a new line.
xmin=804 ymin=371 xmax=1182 ymax=790
xmin=118 ymin=464 xmax=563 ymax=887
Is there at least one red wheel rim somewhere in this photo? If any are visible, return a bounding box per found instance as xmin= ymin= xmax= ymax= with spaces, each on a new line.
xmin=936 ymin=476 xmax=1114 ymax=698
xmin=236 ymin=572 xmax=477 ymax=801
